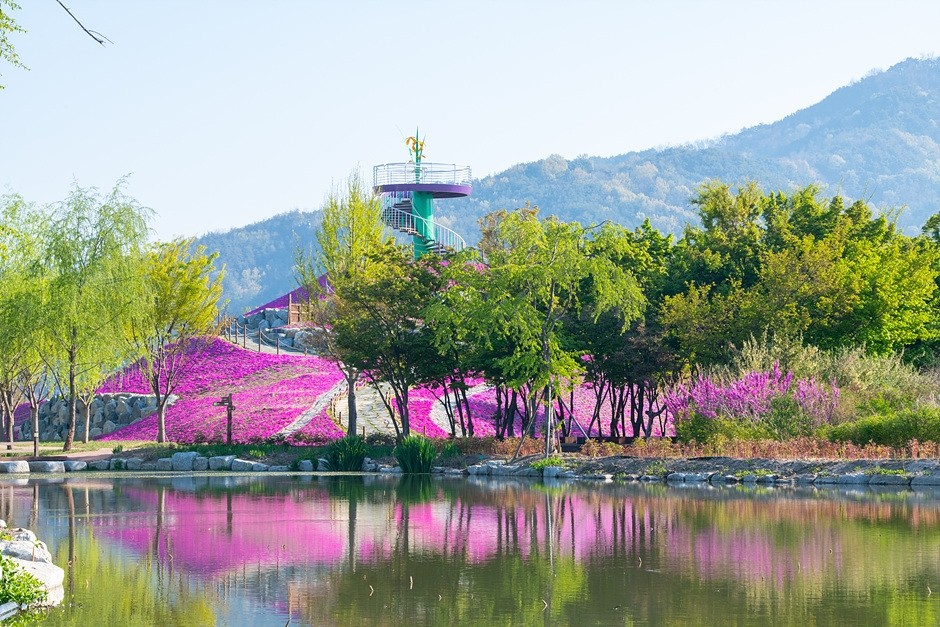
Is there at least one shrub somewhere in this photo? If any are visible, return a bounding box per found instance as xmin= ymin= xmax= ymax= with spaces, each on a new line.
xmin=437 ymin=441 xmax=460 ymax=459
xmin=0 ymin=555 xmax=47 ymax=607
xmin=826 ymin=406 xmax=940 ymax=448
xmin=247 ymin=449 xmax=265 ymax=459
xmin=530 ymin=456 xmax=566 ymax=470
xmin=326 ymin=435 xmax=368 ymax=471
xmin=111 ymin=445 xmax=123 ymax=455
xmin=580 ymin=440 xmax=624 ymax=457
xmin=393 ymin=435 xmax=437 ymax=474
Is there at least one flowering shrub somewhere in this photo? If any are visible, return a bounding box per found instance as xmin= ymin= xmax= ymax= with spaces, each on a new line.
xmin=99 ymin=338 xmax=345 ymax=444
xmin=665 ymin=363 xmax=840 ymax=441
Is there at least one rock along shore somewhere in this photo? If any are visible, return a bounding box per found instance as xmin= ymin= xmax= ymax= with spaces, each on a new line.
xmin=0 ymin=521 xmax=65 ymax=619
xmin=5 ymin=453 xmax=940 ymax=490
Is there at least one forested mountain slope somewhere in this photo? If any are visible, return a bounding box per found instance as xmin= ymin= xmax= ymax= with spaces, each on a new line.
xmin=437 ymin=57 xmax=940 ymax=240
xmin=204 ymin=57 xmax=940 ymax=312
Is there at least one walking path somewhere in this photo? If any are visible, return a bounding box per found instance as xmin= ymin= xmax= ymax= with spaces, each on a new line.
xmin=333 ymin=384 xmax=398 ymax=436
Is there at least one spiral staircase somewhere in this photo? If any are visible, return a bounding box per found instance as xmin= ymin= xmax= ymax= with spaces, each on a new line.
xmin=373 ymin=161 xmax=472 ymax=257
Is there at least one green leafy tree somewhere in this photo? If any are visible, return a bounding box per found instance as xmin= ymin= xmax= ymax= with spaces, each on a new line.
xmin=125 ymin=238 xmax=225 ymax=443
xmin=40 ymin=182 xmax=150 ymax=451
xmin=333 ymin=244 xmax=440 ymax=440
xmin=294 ymin=170 xmax=388 ymax=437
xmin=432 ymin=208 xmax=646 ymax=457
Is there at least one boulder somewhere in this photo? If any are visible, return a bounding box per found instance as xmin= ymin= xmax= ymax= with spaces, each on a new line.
xmin=231 ymin=459 xmax=253 ymax=471
xmin=911 ymin=475 xmax=940 ymax=486
xmin=250 ymin=462 xmax=268 ymax=472
xmin=140 ymin=462 xmax=157 ymax=471
xmin=869 ymin=474 xmax=912 ymax=485
xmin=109 ymin=459 xmax=125 ymax=471
xmin=0 ymin=461 xmax=30 ymax=474
xmin=298 ymin=459 xmax=314 ymax=472
xmin=542 ymin=466 xmax=562 ymax=478
xmin=837 ymin=473 xmax=870 ymax=484
xmin=11 ymin=558 xmax=64 ymax=607
xmin=209 ymin=455 xmax=236 ymax=471
xmin=317 ymin=458 xmax=330 ymax=471
xmin=467 ymin=464 xmax=487 ymax=475
xmin=156 ymin=458 xmax=173 ymax=471
xmin=64 ymin=461 xmax=86 ymax=472
xmin=89 ymin=460 xmax=110 ymax=471
xmin=27 ymin=461 xmax=65 ymax=473
xmin=268 ymin=465 xmax=289 ymax=472
xmin=379 ymin=467 xmax=402 ymax=474
xmin=171 ymin=451 xmax=199 ymax=471
xmin=756 ymin=474 xmax=777 ymax=484
xmin=124 ymin=458 xmax=143 ymax=471
xmin=192 ymin=457 xmax=209 ymax=471
xmin=102 ymin=420 xmax=117 ymax=435
xmin=0 ymin=539 xmax=53 ymax=564
xmin=666 ymin=472 xmax=686 ymax=482
xmin=89 ymin=428 xmax=102 ymax=438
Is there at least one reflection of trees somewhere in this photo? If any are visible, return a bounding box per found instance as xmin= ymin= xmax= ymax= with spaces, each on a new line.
xmin=20 ymin=477 xmax=940 ymax=625
xmin=39 ymin=483 xmax=217 ymax=627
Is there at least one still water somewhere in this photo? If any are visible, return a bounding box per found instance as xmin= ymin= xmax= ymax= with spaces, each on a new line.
xmin=6 ymin=473 xmax=940 ymax=626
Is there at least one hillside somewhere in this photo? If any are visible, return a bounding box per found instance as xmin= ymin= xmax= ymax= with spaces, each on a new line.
xmin=204 ymin=57 xmax=940 ymax=311
xmin=196 ymin=210 xmax=320 ymax=314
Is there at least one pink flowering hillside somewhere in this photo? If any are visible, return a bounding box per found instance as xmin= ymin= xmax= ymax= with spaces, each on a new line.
xmin=99 ymin=338 xmax=344 ymax=444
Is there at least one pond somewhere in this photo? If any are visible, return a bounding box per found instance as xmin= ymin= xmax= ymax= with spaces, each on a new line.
xmin=7 ymin=473 xmax=940 ymax=626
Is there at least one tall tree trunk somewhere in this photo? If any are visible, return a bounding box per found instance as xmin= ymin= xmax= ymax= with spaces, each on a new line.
xmin=345 ymin=371 xmax=358 ymax=438
xmin=64 ymin=338 xmax=77 ymax=452
xmin=30 ymin=405 xmax=39 ymax=458
xmin=156 ymin=402 xmax=167 ymax=443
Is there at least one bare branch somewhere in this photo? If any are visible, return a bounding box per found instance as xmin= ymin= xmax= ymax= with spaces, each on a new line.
xmin=55 ymin=0 xmax=112 ymax=46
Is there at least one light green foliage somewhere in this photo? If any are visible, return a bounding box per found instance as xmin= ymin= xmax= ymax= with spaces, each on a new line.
xmin=126 ymin=238 xmax=224 ymax=443
xmin=325 ymin=435 xmax=368 ymax=471
xmin=295 ymin=170 xmax=389 ymax=437
xmin=826 ymin=407 xmax=940 ymax=448
xmin=0 ymin=555 xmax=47 ymax=607
xmin=394 ymin=435 xmax=438 ymax=474
xmin=529 ymin=456 xmax=566 ymax=470
xmin=40 ymin=181 xmax=151 ymax=450
xmin=0 ymin=1 xmax=26 ymax=89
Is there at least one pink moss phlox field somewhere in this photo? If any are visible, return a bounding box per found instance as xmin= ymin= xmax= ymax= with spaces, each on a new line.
xmin=99 ymin=338 xmax=345 ymax=444
xmin=664 ymin=363 xmax=840 ymax=426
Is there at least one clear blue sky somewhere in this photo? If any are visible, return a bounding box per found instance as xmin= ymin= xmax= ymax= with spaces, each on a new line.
xmin=1 ymin=1 xmax=938 ymax=240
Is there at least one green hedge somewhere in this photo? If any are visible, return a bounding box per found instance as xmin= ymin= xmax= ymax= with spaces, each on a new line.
xmin=826 ymin=406 xmax=940 ymax=448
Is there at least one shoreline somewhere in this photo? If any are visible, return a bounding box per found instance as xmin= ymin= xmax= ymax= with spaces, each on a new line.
xmin=3 ymin=452 xmax=940 ymax=490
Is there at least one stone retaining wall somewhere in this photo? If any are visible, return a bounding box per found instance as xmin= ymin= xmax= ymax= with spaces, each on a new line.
xmin=19 ymin=392 xmax=177 ymax=442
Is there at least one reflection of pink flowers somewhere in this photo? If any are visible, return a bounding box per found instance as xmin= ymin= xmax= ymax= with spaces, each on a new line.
xmin=97 ymin=338 xmax=344 ymax=444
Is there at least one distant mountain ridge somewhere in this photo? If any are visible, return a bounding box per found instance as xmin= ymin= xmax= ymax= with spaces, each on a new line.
xmin=203 ymin=56 xmax=940 ymax=313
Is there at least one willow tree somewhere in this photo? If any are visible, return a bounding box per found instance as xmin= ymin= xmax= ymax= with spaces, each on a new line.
xmin=125 ymin=239 xmax=224 ymax=443
xmin=41 ymin=182 xmax=150 ymax=451
xmin=294 ymin=170 xmax=388 ymax=437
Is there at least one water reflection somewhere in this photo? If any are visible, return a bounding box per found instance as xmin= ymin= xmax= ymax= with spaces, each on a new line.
xmin=10 ymin=475 xmax=940 ymax=626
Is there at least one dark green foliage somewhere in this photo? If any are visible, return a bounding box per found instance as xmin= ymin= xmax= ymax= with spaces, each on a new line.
xmin=437 ymin=441 xmax=460 ymax=460
xmin=325 ymin=435 xmax=368 ymax=471
xmin=393 ymin=435 xmax=437 ymax=474
xmin=0 ymin=555 xmax=47 ymax=607
xmin=826 ymin=407 xmax=940 ymax=448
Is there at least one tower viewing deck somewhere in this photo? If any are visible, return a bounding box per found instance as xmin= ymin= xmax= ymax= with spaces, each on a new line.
xmin=372 ymin=162 xmax=472 ymax=197
xmin=373 ymin=151 xmax=472 ymax=257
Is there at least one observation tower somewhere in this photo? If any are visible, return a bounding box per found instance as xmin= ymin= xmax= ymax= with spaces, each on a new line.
xmin=373 ymin=134 xmax=471 ymax=258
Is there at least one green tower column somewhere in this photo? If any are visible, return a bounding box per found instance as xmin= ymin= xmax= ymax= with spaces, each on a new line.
xmin=411 ymin=191 xmax=436 ymax=258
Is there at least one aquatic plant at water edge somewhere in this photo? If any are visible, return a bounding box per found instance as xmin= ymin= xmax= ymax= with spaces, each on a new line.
xmin=394 ymin=435 xmax=437 ymax=474
xmin=0 ymin=555 xmax=47 ymax=607
xmin=326 ymin=435 xmax=368 ymax=471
